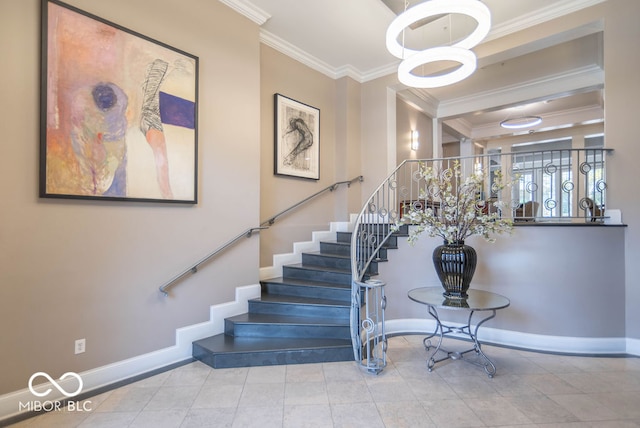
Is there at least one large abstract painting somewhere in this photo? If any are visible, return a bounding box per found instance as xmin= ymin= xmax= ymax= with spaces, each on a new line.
xmin=274 ymin=94 xmax=320 ymax=180
xmin=40 ymin=0 xmax=198 ymax=203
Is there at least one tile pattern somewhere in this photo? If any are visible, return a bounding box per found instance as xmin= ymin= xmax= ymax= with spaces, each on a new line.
xmin=8 ymin=335 xmax=640 ymax=427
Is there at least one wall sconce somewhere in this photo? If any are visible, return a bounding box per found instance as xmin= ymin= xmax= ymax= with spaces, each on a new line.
xmin=411 ymin=130 xmax=419 ymax=151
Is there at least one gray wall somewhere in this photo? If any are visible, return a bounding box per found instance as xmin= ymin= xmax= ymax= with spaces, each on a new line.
xmin=603 ymin=0 xmax=640 ymax=343
xmin=381 ymin=225 xmax=626 ymax=338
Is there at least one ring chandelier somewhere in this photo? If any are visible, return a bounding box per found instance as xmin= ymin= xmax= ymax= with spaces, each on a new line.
xmin=385 ymin=0 xmax=491 ymax=88
xmin=500 ymin=116 xmax=543 ymax=129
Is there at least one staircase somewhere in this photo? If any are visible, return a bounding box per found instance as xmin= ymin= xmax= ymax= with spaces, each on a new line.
xmin=192 ymin=229 xmax=398 ymax=369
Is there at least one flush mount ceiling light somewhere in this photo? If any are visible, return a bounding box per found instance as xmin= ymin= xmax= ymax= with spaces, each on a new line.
xmin=500 ymin=116 xmax=543 ymax=129
xmin=386 ymin=0 xmax=491 ymax=88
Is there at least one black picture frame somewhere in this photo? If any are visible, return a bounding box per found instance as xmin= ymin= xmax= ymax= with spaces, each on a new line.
xmin=40 ymin=0 xmax=199 ymax=203
xmin=274 ymin=93 xmax=320 ymax=180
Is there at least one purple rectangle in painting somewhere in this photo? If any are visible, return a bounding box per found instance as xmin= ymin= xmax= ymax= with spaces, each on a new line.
xmin=159 ymin=91 xmax=195 ymax=129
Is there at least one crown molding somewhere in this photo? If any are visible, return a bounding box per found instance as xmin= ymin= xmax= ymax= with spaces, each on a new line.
xmin=403 ymin=88 xmax=439 ymax=116
xmin=359 ymin=62 xmax=401 ymax=83
xmin=260 ymin=29 xmax=395 ymax=83
xmin=218 ymin=0 xmax=271 ymax=25
xmin=397 ymin=89 xmax=438 ymax=118
xmin=225 ymin=0 xmax=606 ymax=83
xmin=486 ymin=0 xmax=606 ymax=42
xmin=443 ymin=117 xmax=473 ymax=139
xmin=437 ymin=64 xmax=604 ymax=119
xmin=259 ymin=30 xmax=341 ymax=80
xmin=470 ymin=104 xmax=603 ymax=140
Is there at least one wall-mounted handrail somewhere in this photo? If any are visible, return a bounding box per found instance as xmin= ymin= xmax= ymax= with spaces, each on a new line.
xmin=260 ymin=176 xmax=363 ymax=226
xmin=159 ymin=175 xmax=363 ymax=296
xmin=159 ymin=227 xmax=267 ymax=296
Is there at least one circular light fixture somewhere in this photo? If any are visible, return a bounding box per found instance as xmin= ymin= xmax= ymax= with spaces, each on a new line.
xmin=386 ymin=0 xmax=492 ymax=59
xmin=397 ymin=46 xmax=477 ymax=88
xmin=500 ymin=116 xmax=543 ymax=129
xmin=385 ymin=0 xmax=491 ymax=88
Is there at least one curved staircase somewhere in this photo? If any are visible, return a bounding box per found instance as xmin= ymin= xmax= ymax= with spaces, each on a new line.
xmin=192 ymin=229 xmax=399 ymax=368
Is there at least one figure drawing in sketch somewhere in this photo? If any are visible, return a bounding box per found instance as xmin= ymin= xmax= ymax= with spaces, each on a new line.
xmin=283 ymin=116 xmax=313 ymax=170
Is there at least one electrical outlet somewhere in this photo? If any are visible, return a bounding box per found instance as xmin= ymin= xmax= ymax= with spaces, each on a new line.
xmin=75 ymin=338 xmax=86 ymax=354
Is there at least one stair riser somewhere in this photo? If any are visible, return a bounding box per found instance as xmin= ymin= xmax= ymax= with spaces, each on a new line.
xmin=193 ymin=345 xmax=354 ymax=369
xmin=225 ymin=322 xmax=350 ymax=339
xmin=262 ymin=282 xmax=351 ymax=302
xmin=302 ymin=253 xmax=351 ymax=270
xmin=319 ymin=241 xmax=350 ymax=256
xmin=249 ymin=300 xmax=350 ymax=319
xmin=301 ymin=252 xmax=379 ymax=275
xmin=328 ymin=239 xmax=389 ymax=262
xmin=336 ymin=231 xmax=351 ymax=244
xmin=283 ymin=266 xmax=351 ymax=285
xmin=337 ymin=231 xmax=399 ymax=248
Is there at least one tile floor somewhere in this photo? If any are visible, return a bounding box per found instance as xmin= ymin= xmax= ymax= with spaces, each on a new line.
xmin=8 ymin=335 xmax=640 ymax=427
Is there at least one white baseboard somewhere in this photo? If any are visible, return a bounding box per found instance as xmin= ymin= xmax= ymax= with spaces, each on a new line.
xmin=385 ymin=319 xmax=636 ymax=356
xmin=0 ymin=284 xmax=261 ymax=423
xmin=626 ymin=337 xmax=640 ymax=355
xmin=259 ymin=220 xmax=351 ymax=281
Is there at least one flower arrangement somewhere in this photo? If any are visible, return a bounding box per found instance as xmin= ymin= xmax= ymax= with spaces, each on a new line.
xmin=396 ymin=161 xmax=513 ymax=245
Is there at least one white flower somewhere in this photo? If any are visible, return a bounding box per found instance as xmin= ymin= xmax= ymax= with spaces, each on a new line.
xmin=394 ymin=160 xmax=514 ymax=245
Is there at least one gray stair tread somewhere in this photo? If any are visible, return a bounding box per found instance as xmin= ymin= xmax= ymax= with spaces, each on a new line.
xmin=194 ymin=334 xmax=352 ymax=353
xmin=261 ymin=277 xmax=350 ymax=289
xmin=254 ymin=294 xmax=349 ymax=307
xmin=227 ymin=312 xmax=349 ymax=325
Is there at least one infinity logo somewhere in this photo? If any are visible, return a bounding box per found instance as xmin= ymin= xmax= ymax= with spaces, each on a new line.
xmin=28 ymin=372 xmax=83 ymax=398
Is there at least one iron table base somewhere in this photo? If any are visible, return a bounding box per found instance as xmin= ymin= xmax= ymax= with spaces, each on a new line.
xmin=422 ymin=305 xmax=497 ymax=378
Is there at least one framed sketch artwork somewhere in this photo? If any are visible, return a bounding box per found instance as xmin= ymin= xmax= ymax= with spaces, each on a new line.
xmin=274 ymin=94 xmax=320 ymax=180
xmin=40 ymin=0 xmax=198 ymax=203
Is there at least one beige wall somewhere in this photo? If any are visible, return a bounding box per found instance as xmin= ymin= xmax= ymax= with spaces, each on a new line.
xmin=335 ymin=77 xmax=363 ymax=218
xmin=602 ymin=0 xmax=640 ymax=341
xmin=0 ymin=0 xmax=261 ymax=394
xmin=396 ymin=98 xmax=433 ymax=163
xmin=360 ymin=74 xmax=400 ymax=198
xmin=259 ymin=45 xmax=362 ymax=267
xmin=442 ymin=142 xmax=461 ymax=159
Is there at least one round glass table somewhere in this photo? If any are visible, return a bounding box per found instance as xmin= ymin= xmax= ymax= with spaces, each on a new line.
xmin=408 ymin=287 xmax=510 ymax=378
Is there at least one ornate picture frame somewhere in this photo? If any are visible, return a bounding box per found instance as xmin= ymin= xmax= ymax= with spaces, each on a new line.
xmin=40 ymin=0 xmax=199 ymax=203
xmin=274 ymin=93 xmax=320 ymax=180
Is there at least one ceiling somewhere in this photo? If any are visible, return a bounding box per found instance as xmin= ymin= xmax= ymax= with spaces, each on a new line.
xmin=221 ymin=0 xmax=605 ymax=141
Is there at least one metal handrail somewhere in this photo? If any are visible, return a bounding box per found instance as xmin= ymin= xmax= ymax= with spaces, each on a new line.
xmin=159 ymin=175 xmax=363 ymax=296
xmin=260 ymin=176 xmax=363 ymax=226
xmin=350 ymin=164 xmax=404 ymax=365
xmin=159 ymin=227 xmax=267 ymax=296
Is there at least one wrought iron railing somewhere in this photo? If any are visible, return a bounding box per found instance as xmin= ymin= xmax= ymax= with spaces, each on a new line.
xmin=349 ymin=147 xmax=612 ymax=369
xmin=159 ymin=175 xmax=363 ymax=296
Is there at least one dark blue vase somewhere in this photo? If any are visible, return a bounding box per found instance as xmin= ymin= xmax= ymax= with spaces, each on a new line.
xmin=432 ymin=241 xmax=477 ymax=299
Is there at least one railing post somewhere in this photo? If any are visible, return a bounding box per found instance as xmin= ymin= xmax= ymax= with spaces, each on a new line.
xmin=360 ymin=279 xmax=386 ymax=374
xmin=502 ymin=153 xmax=514 ymax=219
